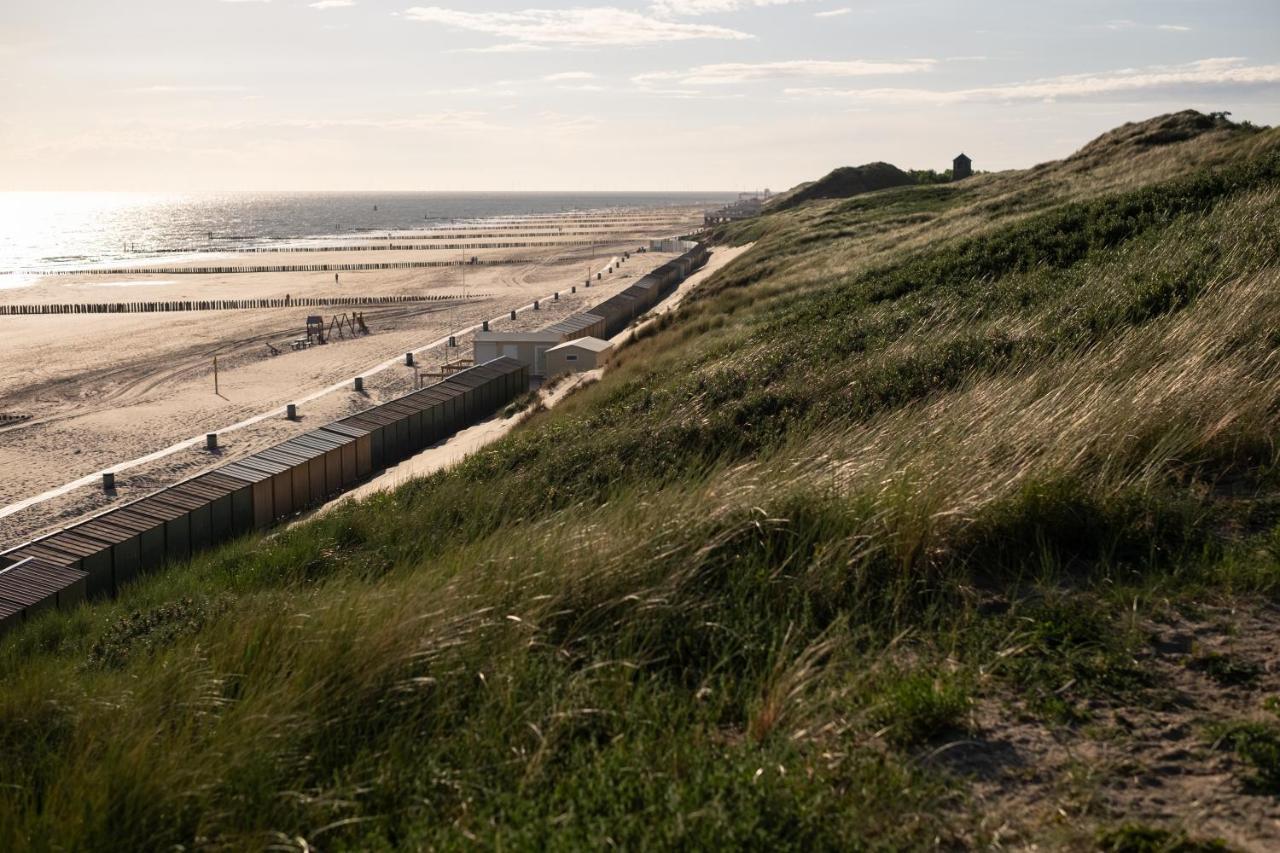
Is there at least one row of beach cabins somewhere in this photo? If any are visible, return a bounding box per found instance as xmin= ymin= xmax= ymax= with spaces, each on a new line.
xmin=0 ymin=241 xmax=711 ymax=633
xmin=0 ymin=358 xmax=529 ymax=628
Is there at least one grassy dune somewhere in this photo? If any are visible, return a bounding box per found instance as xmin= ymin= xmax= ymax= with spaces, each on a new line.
xmin=5 ymin=113 xmax=1280 ymax=850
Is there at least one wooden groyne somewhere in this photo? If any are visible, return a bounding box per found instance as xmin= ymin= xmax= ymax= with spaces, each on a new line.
xmin=5 ymin=258 xmax=535 ymax=278
xmin=0 ymin=293 xmax=492 ymax=316
xmin=116 ymin=239 xmax=640 ymax=257
xmin=127 ymin=235 xmax=660 ymax=256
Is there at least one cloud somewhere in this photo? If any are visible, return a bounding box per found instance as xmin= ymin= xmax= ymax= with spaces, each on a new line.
xmin=421 ymin=85 xmax=520 ymax=97
xmin=813 ymin=8 xmax=851 ymax=17
xmin=649 ymin=0 xmax=813 ymax=15
xmin=543 ymin=71 xmax=597 ymax=82
xmin=226 ymin=112 xmax=502 ymax=132
xmin=309 ymin=0 xmax=355 ymax=8
xmin=403 ymin=6 xmax=754 ymax=46
xmin=452 ymin=43 xmax=551 ymax=54
xmin=783 ymin=57 xmax=1280 ymax=104
xmin=634 ymin=58 xmax=935 ymax=87
xmin=1102 ymin=19 xmax=1192 ymax=33
xmin=127 ymin=85 xmax=249 ymax=94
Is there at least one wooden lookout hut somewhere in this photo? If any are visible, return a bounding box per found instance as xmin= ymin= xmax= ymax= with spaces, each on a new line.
xmin=953 ymin=153 xmax=973 ymax=181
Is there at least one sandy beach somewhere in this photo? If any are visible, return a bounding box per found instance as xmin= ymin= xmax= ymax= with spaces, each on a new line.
xmin=0 ymin=208 xmax=702 ymax=544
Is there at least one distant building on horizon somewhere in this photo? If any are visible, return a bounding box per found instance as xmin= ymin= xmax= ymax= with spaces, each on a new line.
xmin=953 ymin=153 xmax=973 ymax=181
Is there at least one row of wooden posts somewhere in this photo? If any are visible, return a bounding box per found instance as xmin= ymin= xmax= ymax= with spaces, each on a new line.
xmin=4 ymin=258 xmax=533 ymax=279
xmin=0 ymin=293 xmax=492 ymax=316
xmin=136 ymin=235 xmax=658 ymax=254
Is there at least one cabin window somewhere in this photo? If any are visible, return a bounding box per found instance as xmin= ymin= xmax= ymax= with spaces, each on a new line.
xmin=566 ymin=355 xmax=578 ymax=361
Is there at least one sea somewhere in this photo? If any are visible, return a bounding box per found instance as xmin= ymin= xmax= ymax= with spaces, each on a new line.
xmin=0 ymin=191 xmax=736 ymax=283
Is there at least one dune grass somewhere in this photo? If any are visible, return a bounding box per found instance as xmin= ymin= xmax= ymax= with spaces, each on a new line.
xmin=3 ymin=116 xmax=1280 ymax=849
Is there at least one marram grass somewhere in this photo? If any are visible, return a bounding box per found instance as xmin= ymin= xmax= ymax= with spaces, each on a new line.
xmin=4 ymin=117 xmax=1280 ymax=850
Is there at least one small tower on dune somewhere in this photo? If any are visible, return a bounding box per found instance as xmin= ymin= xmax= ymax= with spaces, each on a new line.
xmin=952 ymin=152 xmax=973 ymax=181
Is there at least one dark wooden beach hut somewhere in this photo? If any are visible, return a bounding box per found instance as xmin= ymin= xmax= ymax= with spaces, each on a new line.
xmin=280 ymin=435 xmax=332 ymax=502
xmin=220 ymin=459 xmax=277 ymax=530
xmin=544 ymin=312 xmax=607 ymax=342
xmin=296 ymin=429 xmax=349 ymax=496
xmin=23 ymin=529 xmax=115 ymax=597
xmin=71 ymin=508 xmax=161 ymax=591
xmin=0 ymin=595 xmax=24 ymax=634
xmin=175 ymin=471 xmax=252 ymax=544
xmin=235 ymin=452 xmax=295 ymax=520
xmin=0 ymin=557 xmax=88 ymax=631
xmin=406 ymin=386 xmax=453 ymax=443
xmin=126 ymin=493 xmax=196 ymax=564
xmin=257 ymin=445 xmax=314 ymax=515
xmin=436 ymin=377 xmax=477 ymax=423
xmin=343 ymin=407 xmax=396 ymax=468
xmin=319 ymin=422 xmax=369 ymax=481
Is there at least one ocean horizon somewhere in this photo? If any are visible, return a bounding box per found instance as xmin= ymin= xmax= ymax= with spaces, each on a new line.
xmin=0 ymin=190 xmax=737 ymax=276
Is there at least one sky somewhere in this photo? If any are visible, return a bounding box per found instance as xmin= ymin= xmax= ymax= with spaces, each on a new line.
xmin=1 ymin=0 xmax=1278 ymax=192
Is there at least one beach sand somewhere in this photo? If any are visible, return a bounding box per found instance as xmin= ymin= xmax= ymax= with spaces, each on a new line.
xmin=0 ymin=208 xmax=702 ymax=543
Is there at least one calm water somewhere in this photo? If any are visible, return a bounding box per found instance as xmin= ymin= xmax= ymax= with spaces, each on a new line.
xmin=0 ymin=191 xmax=735 ymax=277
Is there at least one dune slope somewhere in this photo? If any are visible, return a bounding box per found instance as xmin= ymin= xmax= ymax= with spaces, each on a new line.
xmin=4 ymin=113 xmax=1280 ymax=850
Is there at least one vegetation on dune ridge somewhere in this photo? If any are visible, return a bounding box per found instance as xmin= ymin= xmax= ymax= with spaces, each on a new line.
xmin=4 ymin=113 xmax=1280 ymax=849
xmin=769 ymin=161 xmax=916 ymax=210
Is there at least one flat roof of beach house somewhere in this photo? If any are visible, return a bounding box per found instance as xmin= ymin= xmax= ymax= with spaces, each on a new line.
xmin=548 ymin=336 xmax=611 ymax=354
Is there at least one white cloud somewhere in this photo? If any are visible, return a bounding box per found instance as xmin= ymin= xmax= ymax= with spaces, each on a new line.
xmin=309 ymin=0 xmax=355 ymax=8
xmin=1102 ymin=19 xmax=1193 ymax=33
xmin=421 ymin=85 xmax=520 ymax=97
xmin=403 ymin=6 xmax=754 ymax=46
xmin=543 ymin=71 xmax=597 ymax=82
xmin=634 ymin=58 xmax=935 ymax=87
xmin=127 ymin=85 xmax=249 ymax=94
xmin=813 ymin=8 xmax=851 ymax=17
xmin=229 ymin=112 xmax=501 ymax=132
xmin=452 ymin=43 xmax=551 ymax=54
xmin=650 ymin=0 xmax=813 ymax=16
xmin=783 ymin=57 xmax=1280 ymax=104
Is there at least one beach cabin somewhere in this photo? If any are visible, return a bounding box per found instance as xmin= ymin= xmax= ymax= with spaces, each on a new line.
xmin=472 ymin=331 xmax=563 ymax=377
xmin=545 ymin=337 xmax=612 ymax=376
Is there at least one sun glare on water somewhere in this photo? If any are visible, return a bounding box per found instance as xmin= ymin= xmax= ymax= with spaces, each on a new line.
xmin=0 ymin=191 xmax=180 ymax=272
